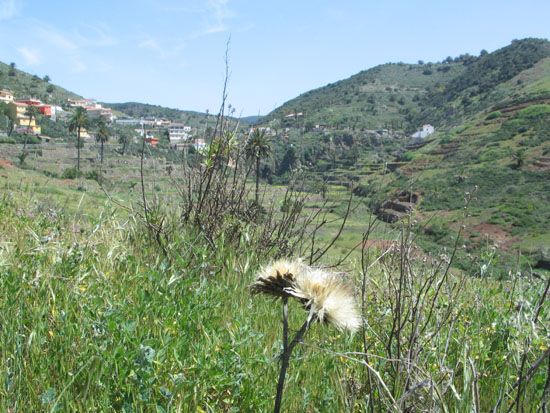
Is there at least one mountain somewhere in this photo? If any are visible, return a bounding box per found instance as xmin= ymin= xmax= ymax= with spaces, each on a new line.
xmin=240 ymin=115 xmax=263 ymax=124
xmin=264 ymin=38 xmax=550 ymax=132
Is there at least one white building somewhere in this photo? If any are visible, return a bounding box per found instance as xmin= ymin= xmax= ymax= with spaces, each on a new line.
xmin=168 ymin=123 xmax=192 ymax=144
xmin=411 ymin=124 xmax=435 ymax=139
xmin=193 ymin=138 xmax=206 ymax=150
xmin=0 ymin=89 xmax=14 ymax=103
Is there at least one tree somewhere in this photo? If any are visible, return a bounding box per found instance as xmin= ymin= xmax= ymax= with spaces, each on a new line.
xmin=1 ymin=102 xmax=16 ymax=136
xmin=513 ymin=149 xmax=526 ymax=169
xmin=277 ymin=146 xmax=297 ymax=176
xmin=95 ymin=119 xmax=110 ymax=164
xmin=245 ymin=128 xmax=271 ymax=203
xmin=68 ymin=107 xmax=89 ymax=172
xmin=43 ymin=75 xmax=51 ymax=82
xmin=117 ymin=129 xmax=131 ymax=155
xmin=24 ymin=105 xmax=40 ymax=149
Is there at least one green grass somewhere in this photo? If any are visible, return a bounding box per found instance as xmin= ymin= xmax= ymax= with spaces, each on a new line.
xmin=1 ymin=167 xmax=549 ymax=411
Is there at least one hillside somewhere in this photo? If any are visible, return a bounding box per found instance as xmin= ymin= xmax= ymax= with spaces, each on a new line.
xmin=0 ymin=61 xmax=81 ymax=105
xmin=264 ymin=38 xmax=550 ymax=132
xmin=0 ymin=62 xmax=213 ymax=129
xmin=416 ymin=38 xmax=550 ymax=126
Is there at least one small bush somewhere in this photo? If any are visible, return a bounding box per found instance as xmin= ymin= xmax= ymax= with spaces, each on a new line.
xmin=486 ymin=111 xmax=502 ymax=120
xmin=61 ymin=167 xmax=81 ymax=179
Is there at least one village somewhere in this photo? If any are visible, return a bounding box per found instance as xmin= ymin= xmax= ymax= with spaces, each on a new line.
xmin=0 ymin=88 xmax=206 ymax=151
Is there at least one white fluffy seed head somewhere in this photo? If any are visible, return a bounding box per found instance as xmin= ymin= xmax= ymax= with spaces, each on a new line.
xmin=251 ymin=259 xmax=361 ymax=332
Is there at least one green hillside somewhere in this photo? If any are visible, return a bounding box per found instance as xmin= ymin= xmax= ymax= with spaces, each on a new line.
xmin=0 ymin=61 xmax=81 ymax=105
xmin=265 ymin=60 xmax=464 ymax=131
xmin=416 ymin=38 xmax=550 ymax=126
xmin=264 ymin=38 xmax=549 ymax=133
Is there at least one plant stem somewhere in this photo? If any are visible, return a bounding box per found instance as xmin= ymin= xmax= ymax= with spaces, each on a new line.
xmin=274 ymin=305 xmax=314 ymax=413
xmin=274 ymin=297 xmax=289 ymax=413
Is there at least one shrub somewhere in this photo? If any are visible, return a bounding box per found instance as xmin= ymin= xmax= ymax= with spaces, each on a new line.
xmin=61 ymin=167 xmax=81 ymax=179
xmin=486 ymin=111 xmax=502 ymax=120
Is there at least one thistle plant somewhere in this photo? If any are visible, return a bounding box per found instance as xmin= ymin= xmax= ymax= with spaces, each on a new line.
xmin=251 ymin=259 xmax=360 ymax=412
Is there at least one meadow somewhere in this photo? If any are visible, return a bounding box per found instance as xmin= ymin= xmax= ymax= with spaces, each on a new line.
xmin=0 ymin=139 xmax=548 ymax=412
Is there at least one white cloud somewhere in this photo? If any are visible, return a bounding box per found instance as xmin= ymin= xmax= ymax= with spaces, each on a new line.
xmin=37 ymin=26 xmax=78 ymax=51
xmin=76 ymin=23 xmax=118 ymax=47
xmin=191 ymin=0 xmax=234 ymax=38
xmin=17 ymin=46 xmax=41 ymax=65
xmin=71 ymin=57 xmax=86 ymax=73
xmin=138 ymin=35 xmax=186 ymax=60
xmin=0 ymin=0 xmax=20 ymax=20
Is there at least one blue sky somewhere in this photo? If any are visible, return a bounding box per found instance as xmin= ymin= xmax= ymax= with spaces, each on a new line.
xmin=1 ymin=0 xmax=549 ymax=116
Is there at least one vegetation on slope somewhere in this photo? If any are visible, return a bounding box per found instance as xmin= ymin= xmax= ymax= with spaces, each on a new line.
xmin=0 ymin=61 xmax=81 ymax=105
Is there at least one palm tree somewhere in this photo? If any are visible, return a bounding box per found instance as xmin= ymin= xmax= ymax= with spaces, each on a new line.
xmin=23 ymin=105 xmax=40 ymax=149
xmin=245 ymin=128 xmax=271 ymax=203
xmin=117 ymin=130 xmax=130 ymax=155
xmin=68 ymin=107 xmax=89 ymax=172
xmin=95 ymin=119 xmax=110 ymax=164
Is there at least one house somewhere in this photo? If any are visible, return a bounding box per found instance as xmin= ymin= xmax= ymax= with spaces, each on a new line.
xmin=86 ymin=107 xmax=114 ymax=122
xmin=411 ymin=124 xmax=435 ymax=139
xmin=154 ymin=118 xmax=171 ymax=127
xmin=0 ymin=89 xmax=14 ymax=103
xmin=68 ymin=98 xmax=96 ymax=108
xmin=9 ymin=101 xmax=41 ymax=134
xmin=168 ymin=123 xmax=192 ymax=144
xmin=116 ymin=118 xmax=142 ymax=126
xmin=67 ymin=98 xmax=114 ymax=122
xmin=144 ymin=130 xmax=159 ymax=147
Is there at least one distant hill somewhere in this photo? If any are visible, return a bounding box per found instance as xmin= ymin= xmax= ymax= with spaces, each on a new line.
xmin=240 ymin=115 xmax=263 ymax=125
xmin=263 ymin=58 xmax=465 ymax=131
xmin=0 ymin=61 xmax=81 ymax=105
xmin=106 ymin=102 xmax=203 ymax=120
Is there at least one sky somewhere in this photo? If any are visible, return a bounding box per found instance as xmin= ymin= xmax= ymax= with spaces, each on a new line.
xmin=1 ymin=0 xmax=549 ymax=116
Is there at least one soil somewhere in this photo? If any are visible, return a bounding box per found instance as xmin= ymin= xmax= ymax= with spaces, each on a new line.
xmin=471 ymin=223 xmax=518 ymax=250
xmin=0 ymin=158 xmax=14 ymax=168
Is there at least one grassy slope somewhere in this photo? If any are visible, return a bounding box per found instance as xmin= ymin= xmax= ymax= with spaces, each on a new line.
xmin=0 ymin=168 xmax=548 ymax=411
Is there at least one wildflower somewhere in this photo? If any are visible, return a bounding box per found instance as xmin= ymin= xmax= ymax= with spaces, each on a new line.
xmin=251 ymin=258 xmax=361 ymax=412
xmin=251 ymin=259 xmax=361 ymax=332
